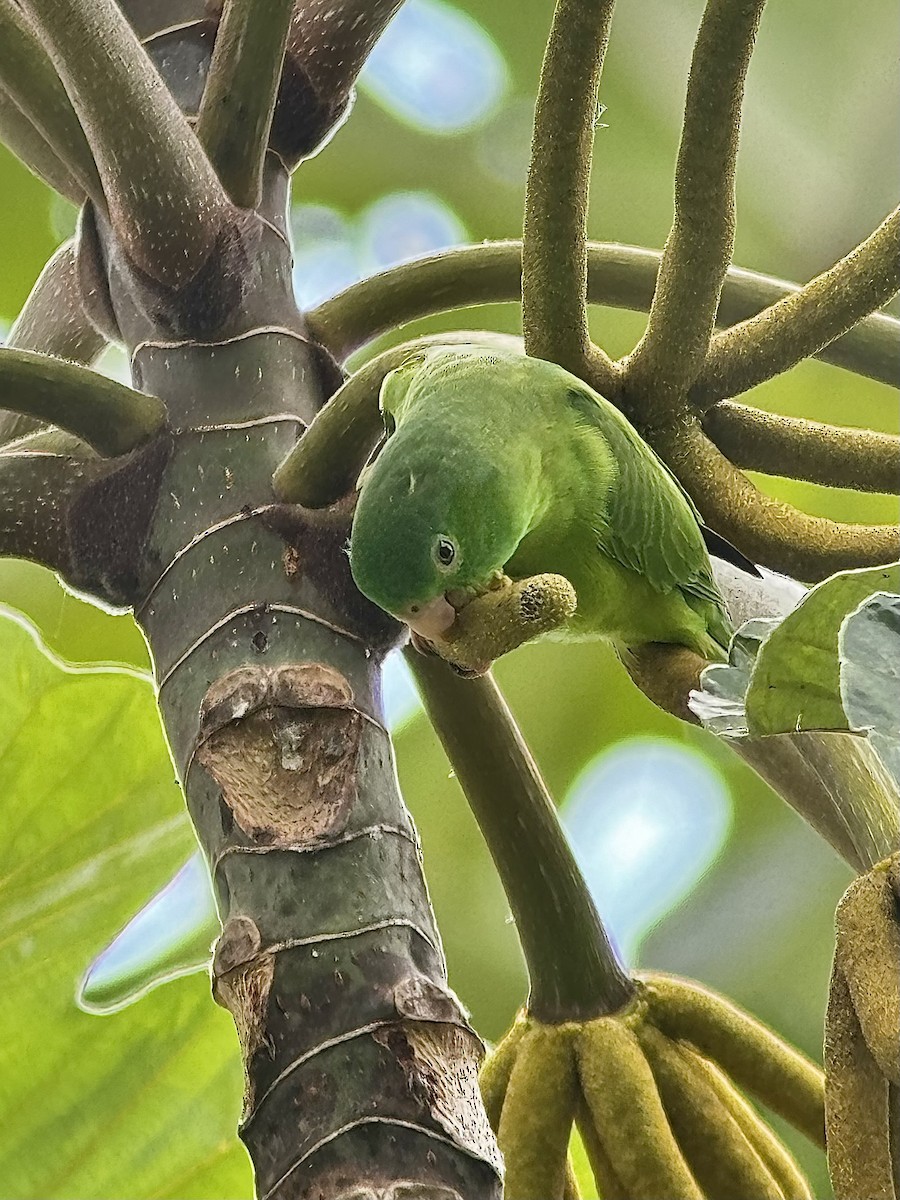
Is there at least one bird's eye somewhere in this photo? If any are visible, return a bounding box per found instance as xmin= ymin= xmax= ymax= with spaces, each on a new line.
xmin=434 ymin=536 xmax=457 ymax=569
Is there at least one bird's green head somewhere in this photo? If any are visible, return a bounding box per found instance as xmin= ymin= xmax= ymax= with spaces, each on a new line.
xmin=350 ymin=418 xmax=526 ymax=640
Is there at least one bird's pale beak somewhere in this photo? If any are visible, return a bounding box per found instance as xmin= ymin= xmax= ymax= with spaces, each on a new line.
xmin=398 ymin=595 xmax=457 ymax=641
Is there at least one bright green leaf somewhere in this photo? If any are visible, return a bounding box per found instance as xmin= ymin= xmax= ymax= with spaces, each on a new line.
xmin=745 ymin=563 xmax=900 ymax=737
xmin=0 ymin=608 xmax=250 ymax=1199
xmin=840 ymin=592 xmax=900 ymax=791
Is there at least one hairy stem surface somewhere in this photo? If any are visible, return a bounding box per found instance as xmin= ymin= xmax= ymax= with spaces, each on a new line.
xmin=523 ymin=0 xmax=618 ymax=396
xmin=625 ymin=0 xmax=767 ymax=413
xmin=305 ymin=242 xmax=900 ymax=391
xmin=655 ymin=421 xmax=899 ymax=581
xmin=704 ymin=402 xmax=900 ymax=494
xmin=695 ymin=205 xmax=900 ymax=407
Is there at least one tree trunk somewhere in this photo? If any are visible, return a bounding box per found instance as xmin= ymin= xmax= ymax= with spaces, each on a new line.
xmin=40 ymin=12 xmax=501 ymax=1197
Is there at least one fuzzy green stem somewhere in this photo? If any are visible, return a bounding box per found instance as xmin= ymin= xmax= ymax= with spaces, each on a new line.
xmin=704 ymin=402 xmax=900 ymax=494
xmin=273 ymin=331 xmax=522 ymax=507
xmin=196 ymin=0 xmax=294 ymax=208
xmin=0 ymin=0 xmax=102 ymax=206
xmin=2 ymin=242 xmax=107 ymax=446
xmin=20 ymin=0 xmax=231 ymax=284
xmin=304 ymin=242 xmax=900 ymax=388
xmin=0 ymin=86 xmax=84 ymax=205
xmin=641 ymin=973 xmax=825 ymax=1147
xmin=407 ymin=652 xmax=634 ymax=1024
xmin=625 ymin=0 xmax=766 ymax=415
xmin=653 ymin=420 xmax=899 ymax=581
xmin=0 ymin=348 xmax=167 ymax=457
xmin=695 ymin=205 xmax=900 ymax=408
xmin=522 ymin=0 xmax=618 ymax=398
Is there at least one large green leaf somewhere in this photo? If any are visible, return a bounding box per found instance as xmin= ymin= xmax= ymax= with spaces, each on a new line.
xmin=0 ymin=607 xmax=250 ymax=1199
xmin=840 ymin=592 xmax=900 ymax=791
xmin=745 ymin=563 xmax=900 ymax=736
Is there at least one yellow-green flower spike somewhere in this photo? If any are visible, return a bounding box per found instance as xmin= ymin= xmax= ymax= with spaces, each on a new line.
xmin=833 ymin=853 xmax=900 ymax=1085
xmin=698 ymin=1056 xmax=813 ymax=1200
xmin=478 ymin=1014 xmax=528 ymax=1130
xmin=575 ymin=1099 xmax=631 ymax=1200
xmin=640 ymin=972 xmax=825 ymax=1147
xmin=825 ymin=965 xmax=896 ymax=1200
xmin=427 ymin=572 xmax=578 ymax=677
xmin=575 ymin=1019 xmax=703 ymax=1200
xmin=637 ymin=1025 xmax=784 ymax=1200
xmin=497 ymin=1024 xmax=579 ymax=1200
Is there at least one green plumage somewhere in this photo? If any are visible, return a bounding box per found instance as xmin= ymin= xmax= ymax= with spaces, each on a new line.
xmin=350 ymin=346 xmax=733 ymax=660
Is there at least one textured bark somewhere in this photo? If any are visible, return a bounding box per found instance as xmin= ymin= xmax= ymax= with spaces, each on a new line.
xmin=104 ymin=214 xmax=501 ymax=1194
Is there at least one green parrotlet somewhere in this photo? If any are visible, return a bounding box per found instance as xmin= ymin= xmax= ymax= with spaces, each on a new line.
xmin=349 ymin=346 xmax=752 ymax=661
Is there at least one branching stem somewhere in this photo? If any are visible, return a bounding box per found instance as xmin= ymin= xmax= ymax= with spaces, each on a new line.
xmin=625 ymin=0 xmax=766 ymax=415
xmin=0 ymin=0 xmax=102 ymax=206
xmin=2 ymin=242 xmax=107 ymax=447
xmin=408 ymin=652 xmax=635 ymax=1024
xmin=654 ymin=421 xmax=899 ymax=581
xmin=0 ymin=442 xmax=99 ymax=573
xmin=522 ymin=0 xmax=618 ymax=398
xmin=0 ymin=85 xmax=83 ymax=205
xmin=305 ymin=242 xmax=900 ymax=389
xmin=694 ymin=205 xmax=900 ymax=408
xmin=274 ymin=0 xmax=404 ymax=165
xmin=20 ymin=0 xmax=231 ymax=284
xmin=704 ymin=403 xmax=900 ymax=494
xmin=196 ymin=0 xmax=294 ymax=208
xmin=0 ymin=349 xmax=167 ymax=457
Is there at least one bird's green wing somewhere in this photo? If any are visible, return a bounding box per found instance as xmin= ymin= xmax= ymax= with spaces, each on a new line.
xmin=565 ymin=387 xmax=729 ymax=620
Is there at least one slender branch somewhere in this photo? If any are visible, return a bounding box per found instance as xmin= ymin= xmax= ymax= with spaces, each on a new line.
xmin=704 ymin=402 xmax=900 ymax=494
xmin=0 ymin=86 xmax=84 ymax=205
xmin=273 ymin=331 xmax=522 ymax=508
xmin=273 ymin=0 xmax=404 ymax=164
xmin=2 ymin=241 xmax=107 ymax=447
xmin=20 ymin=0 xmax=232 ymax=285
xmin=407 ymin=651 xmax=635 ymax=1024
xmin=522 ymin=0 xmax=619 ymax=398
xmin=0 ymin=443 xmax=94 ymax=571
xmin=196 ymin=0 xmax=294 ymax=208
xmin=305 ymin=241 xmax=900 ymax=388
xmin=624 ymin=0 xmax=766 ymax=414
xmin=0 ymin=349 xmax=167 ymax=457
xmin=0 ymin=0 xmax=103 ymax=206
xmin=7 ymin=242 xmax=105 ymax=365
xmin=653 ymin=420 xmax=900 ymax=582
xmin=694 ymin=205 xmax=900 ymax=408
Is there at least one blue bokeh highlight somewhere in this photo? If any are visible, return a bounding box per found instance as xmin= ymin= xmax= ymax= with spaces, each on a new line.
xmin=361 ymin=0 xmax=507 ymax=134
xmin=563 ymin=737 xmax=732 ymax=964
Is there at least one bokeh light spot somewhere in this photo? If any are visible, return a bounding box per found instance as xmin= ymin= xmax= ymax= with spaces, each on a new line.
xmin=78 ymin=851 xmax=218 ymax=1014
xmin=381 ymin=649 xmax=422 ymax=731
xmin=361 ymin=0 xmax=507 ymax=134
xmin=358 ymin=191 xmax=467 ymax=274
xmin=290 ymin=193 xmax=466 ymax=308
xmin=475 ymin=97 xmax=537 ymax=187
xmin=292 ymin=241 xmax=362 ymax=309
xmin=563 ymin=737 xmax=732 ymax=964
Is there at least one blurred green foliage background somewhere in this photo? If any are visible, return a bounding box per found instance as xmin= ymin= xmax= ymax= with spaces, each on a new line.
xmin=0 ymin=0 xmax=897 ymax=1195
